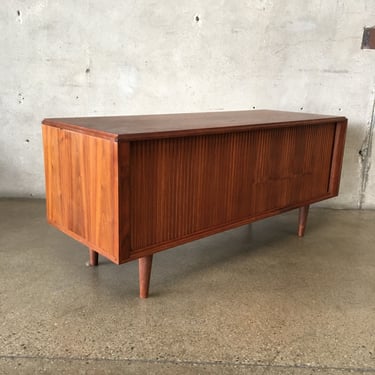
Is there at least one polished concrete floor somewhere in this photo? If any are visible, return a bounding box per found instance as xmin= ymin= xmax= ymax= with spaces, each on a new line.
xmin=0 ymin=199 xmax=374 ymax=374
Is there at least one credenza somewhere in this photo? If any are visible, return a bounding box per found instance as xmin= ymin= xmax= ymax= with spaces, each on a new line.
xmin=42 ymin=110 xmax=347 ymax=298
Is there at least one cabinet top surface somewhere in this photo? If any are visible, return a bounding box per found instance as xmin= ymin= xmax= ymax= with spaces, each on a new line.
xmin=42 ymin=110 xmax=346 ymax=141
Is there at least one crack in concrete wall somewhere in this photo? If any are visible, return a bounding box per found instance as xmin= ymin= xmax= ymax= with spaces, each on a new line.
xmin=359 ymin=93 xmax=375 ymax=209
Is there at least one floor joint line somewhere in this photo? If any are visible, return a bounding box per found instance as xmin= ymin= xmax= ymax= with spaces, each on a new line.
xmin=1 ymin=354 xmax=375 ymax=373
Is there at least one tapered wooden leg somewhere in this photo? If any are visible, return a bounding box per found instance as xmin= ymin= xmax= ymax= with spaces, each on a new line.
xmin=298 ymin=205 xmax=310 ymax=237
xmin=89 ymin=248 xmax=99 ymax=266
xmin=139 ymin=255 xmax=153 ymax=298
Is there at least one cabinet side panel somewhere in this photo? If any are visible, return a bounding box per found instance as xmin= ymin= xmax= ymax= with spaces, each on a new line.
xmin=42 ymin=125 xmax=119 ymax=262
xmin=328 ymin=120 xmax=348 ymax=195
xmin=129 ymin=123 xmax=336 ymax=253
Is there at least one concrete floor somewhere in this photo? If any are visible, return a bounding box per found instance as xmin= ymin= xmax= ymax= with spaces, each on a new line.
xmin=0 ymin=199 xmax=374 ymax=374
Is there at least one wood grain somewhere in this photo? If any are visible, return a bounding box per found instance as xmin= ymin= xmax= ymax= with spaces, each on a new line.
xmin=328 ymin=121 xmax=347 ymax=195
xmin=42 ymin=110 xmax=346 ymax=141
xmin=139 ymin=255 xmax=153 ymax=298
xmin=298 ymin=205 xmax=310 ymax=237
xmin=42 ymin=125 xmax=120 ymax=263
xmin=128 ymin=123 xmax=336 ymax=255
xmin=42 ymin=111 xmax=347 ymax=268
xmin=42 ymin=110 xmax=348 ymax=297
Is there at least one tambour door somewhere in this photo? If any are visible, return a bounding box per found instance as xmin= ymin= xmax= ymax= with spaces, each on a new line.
xmin=126 ymin=122 xmax=340 ymax=257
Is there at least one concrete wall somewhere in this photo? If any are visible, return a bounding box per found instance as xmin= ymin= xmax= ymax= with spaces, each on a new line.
xmin=1 ymin=0 xmax=374 ymax=208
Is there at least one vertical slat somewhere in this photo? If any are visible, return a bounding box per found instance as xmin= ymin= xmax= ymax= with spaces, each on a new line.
xmin=129 ymin=124 xmax=336 ymax=251
xmin=118 ymin=142 xmax=131 ymax=262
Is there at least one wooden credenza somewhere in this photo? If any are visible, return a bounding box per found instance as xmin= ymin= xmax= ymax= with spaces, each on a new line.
xmin=42 ymin=110 xmax=347 ymax=297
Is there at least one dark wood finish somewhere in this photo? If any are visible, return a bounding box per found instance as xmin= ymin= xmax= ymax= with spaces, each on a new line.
xmin=129 ymin=124 xmax=335 ymax=254
xmin=89 ymin=249 xmax=99 ymax=266
xmin=42 ymin=110 xmax=347 ymax=297
xmin=138 ymin=255 xmax=153 ymax=298
xmin=42 ymin=110 xmax=346 ymax=141
xmin=117 ymin=142 xmax=131 ymax=263
xmin=328 ymin=120 xmax=347 ymax=195
xmin=298 ymin=205 xmax=310 ymax=237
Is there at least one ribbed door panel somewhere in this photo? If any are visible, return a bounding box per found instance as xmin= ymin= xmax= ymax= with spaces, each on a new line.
xmin=129 ymin=124 xmax=335 ymax=251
